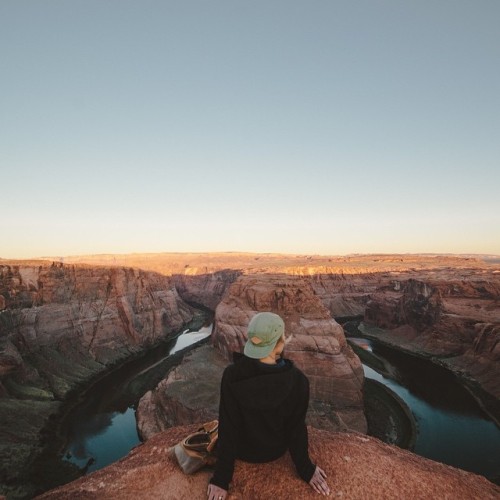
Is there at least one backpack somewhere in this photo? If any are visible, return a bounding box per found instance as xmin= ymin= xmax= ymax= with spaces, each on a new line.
xmin=173 ymin=420 xmax=219 ymax=474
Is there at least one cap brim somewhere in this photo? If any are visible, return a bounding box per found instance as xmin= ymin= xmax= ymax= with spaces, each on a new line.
xmin=243 ymin=339 xmax=277 ymax=359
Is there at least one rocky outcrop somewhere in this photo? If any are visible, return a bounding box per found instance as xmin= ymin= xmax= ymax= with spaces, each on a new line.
xmin=137 ymin=345 xmax=226 ymax=440
xmin=211 ymin=274 xmax=366 ymax=432
xmin=37 ymin=424 xmax=500 ymax=500
xmin=0 ymin=262 xmax=197 ymax=493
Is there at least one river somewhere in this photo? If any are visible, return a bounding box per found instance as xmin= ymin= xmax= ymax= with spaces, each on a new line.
xmin=349 ymin=336 xmax=500 ymax=483
xmin=60 ymin=324 xmax=213 ymax=473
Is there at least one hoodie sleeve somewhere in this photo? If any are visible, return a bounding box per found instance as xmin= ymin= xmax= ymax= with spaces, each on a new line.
xmin=286 ymin=372 xmax=316 ymax=483
xmin=209 ymin=367 xmax=242 ymax=491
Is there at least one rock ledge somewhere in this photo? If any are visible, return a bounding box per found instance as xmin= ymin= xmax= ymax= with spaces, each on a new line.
xmin=37 ymin=425 xmax=499 ymax=500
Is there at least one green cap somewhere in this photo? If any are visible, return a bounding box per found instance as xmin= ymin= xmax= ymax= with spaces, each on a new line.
xmin=244 ymin=312 xmax=285 ymax=359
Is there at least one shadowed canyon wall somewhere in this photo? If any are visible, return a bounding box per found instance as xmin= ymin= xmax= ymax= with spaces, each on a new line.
xmin=172 ymin=270 xmax=241 ymax=311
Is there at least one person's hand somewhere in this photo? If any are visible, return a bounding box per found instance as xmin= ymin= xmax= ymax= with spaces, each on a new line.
xmin=207 ymin=483 xmax=227 ymax=500
xmin=309 ymin=466 xmax=330 ymax=496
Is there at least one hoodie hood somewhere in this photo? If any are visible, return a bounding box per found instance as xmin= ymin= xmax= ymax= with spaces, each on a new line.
xmin=228 ymin=354 xmax=299 ymax=411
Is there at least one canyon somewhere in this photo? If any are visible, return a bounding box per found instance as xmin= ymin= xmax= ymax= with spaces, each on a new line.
xmin=0 ymin=253 xmax=499 ymax=498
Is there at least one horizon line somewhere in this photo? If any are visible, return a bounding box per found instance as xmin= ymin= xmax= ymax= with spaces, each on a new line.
xmin=2 ymin=250 xmax=500 ymax=261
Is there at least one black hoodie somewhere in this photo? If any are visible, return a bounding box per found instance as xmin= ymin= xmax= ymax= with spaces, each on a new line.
xmin=209 ymin=353 xmax=316 ymax=491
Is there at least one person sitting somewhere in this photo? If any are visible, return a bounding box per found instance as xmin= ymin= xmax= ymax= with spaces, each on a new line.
xmin=207 ymin=312 xmax=330 ymax=499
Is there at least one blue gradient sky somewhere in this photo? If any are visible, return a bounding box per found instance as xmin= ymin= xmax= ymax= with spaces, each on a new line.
xmin=1 ymin=1 xmax=499 ymax=258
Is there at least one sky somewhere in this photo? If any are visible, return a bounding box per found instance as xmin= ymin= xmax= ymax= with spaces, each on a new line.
xmin=1 ymin=1 xmax=499 ymax=258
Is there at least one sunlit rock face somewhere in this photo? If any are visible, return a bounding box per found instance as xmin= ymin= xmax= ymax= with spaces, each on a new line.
xmin=37 ymin=424 xmax=500 ymax=500
xmin=212 ymin=274 xmax=366 ymax=432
